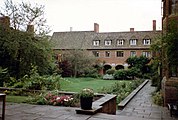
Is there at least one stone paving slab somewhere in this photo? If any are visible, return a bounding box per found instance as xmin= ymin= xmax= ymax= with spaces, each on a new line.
xmin=90 ymin=113 xmax=150 ymax=120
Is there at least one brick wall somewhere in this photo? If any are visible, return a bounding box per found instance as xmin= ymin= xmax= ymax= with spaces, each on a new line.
xmin=90 ymin=49 xmax=150 ymax=66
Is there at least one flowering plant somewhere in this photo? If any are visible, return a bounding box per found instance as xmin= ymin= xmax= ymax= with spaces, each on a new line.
xmin=44 ymin=93 xmax=74 ymax=106
xmin=79 ymin=88 xmax=94 ymax=98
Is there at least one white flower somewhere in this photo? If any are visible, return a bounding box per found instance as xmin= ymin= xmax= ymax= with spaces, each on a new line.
xmin=56 ymin=97 xmax=61 ymax=100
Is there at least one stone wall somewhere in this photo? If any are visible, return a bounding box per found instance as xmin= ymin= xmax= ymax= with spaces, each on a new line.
xmin=162 ymin=77 xmax=178 ymax=106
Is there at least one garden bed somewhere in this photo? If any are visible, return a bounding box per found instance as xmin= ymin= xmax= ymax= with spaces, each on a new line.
xmin=1 ymin=79 xmax=145 ymax=109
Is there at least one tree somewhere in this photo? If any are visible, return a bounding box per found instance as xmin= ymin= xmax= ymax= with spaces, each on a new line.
xmin=0 ymin=1 xmax=54 ymax=78
xmin=0 ymin=26 xmax=53 ymax=78
xmin=62 ymin=49 xmax=96 ymax=77
xmin=126 ymin=56 xmax=150 ymax=75
xmin=58 ymin=60 xmax=72 ymax=77
xmin=0 ymin=0 xmax=50 ymax=35
xmin=162 ymin=19 xmax=178 ymax=77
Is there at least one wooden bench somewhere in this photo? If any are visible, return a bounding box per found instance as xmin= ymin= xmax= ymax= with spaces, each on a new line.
xmin=0 ymin=93 xmax=6 ymax=120
xmin=168 ymin=103 xmax=178 ymax=117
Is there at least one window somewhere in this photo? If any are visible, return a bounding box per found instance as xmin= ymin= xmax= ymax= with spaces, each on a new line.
xmin=171 ymin=0 xmax=178 ymax=15
xmin=130 ymin=51 xmax=136 ymax=57
xmin=92 ymin=51 xmax=99 ymax=57
xmin=143 ymin=39 xmax=151 ymax=45
xmin=105 ymin=51 xmax=110 ymax=57
xmin=104 ymin=40 xmax=112 ymax=46
xmin=129 ymin=39 xmax=137 ymax=45
xmin=142 ymin=51 xmax=151 ymax=57
xmin=117 ymin=39 xmax=124 ymax=46
xmin=116 ymin=51 xmax=124 ymax=57
xmin=93 ymin=40 xmax=100 ymax=46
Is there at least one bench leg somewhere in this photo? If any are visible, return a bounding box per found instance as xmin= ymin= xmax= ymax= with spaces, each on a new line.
xmin=170 ymin=109 xmax=173 ymax=117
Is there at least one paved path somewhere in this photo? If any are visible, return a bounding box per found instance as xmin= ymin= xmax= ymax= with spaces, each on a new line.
xmin=117 ymin=81 xmax=178 ymax=120
xmin=2 ymin=81 xmax=178 ymax=120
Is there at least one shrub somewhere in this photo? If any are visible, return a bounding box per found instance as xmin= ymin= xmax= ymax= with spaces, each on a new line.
xmin=0 ymin=67 xmax=9 ymax=87
xmin=99 ymin=80 xmax=143 ymax=103
xmin=58 ymin=60 xmax=72 ymax=77
xmin=114 ymin=69 xmax=127 ymax=80
xmin=79 ymin=88 xmax=94 ymax=98
xmin=21 ymin=74 xmax=62 ymax=90
xmin=103 ymin=74 xmax=114 ymax=80
xmin=152 ymin=91 xmax=163 ymax=106
xmin=106 ymin=69 xmax=115 ymax=75
xmin=6 ymin=72 xmax=62 ymax=91
xmin=82 ymin=67 xmax=100 ymax=78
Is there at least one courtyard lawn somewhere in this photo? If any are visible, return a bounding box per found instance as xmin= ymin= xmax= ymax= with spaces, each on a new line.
xmin=6 ymin=95 xmax=28 ymax=103
xmin=60 ymin=77 xmax=131 ymax=92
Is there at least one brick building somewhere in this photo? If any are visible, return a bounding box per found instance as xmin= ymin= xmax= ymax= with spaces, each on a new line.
xmin=161 ymin=0 xmax=178 ymax=106
xmin=51 ymin=21 xmax=161 ymax=74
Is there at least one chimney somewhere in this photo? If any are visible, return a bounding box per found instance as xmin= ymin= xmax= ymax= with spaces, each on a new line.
xmin=27 ymin=25 xmax=34 ymax=34
xmin=70 ymin=27 xmax=73 ymax=32
xmin=130 ymin=28 xmax=134 ymax=32
xmin=0 ymin=16 xmax=10 ymax=29
xmin=153 ymin=20 xmax=156 ymax=31
xmin=94 ymin=23 xmax=99 ymax=33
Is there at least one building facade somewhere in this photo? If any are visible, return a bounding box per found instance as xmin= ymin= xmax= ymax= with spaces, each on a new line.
xmin=161 ymin=0 xmax=178 ymax=106
xmin=51 ymin=22 xmax=161 ymax=73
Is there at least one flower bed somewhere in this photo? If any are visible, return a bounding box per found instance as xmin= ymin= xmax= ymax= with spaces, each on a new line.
xmin=27 ymin=91 xmax=101 ymax=107
xmin=44 ymin=93 xmax=74 ymax=106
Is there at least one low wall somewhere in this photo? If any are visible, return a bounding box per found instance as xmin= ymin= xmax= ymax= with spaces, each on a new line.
xmin=118 ymin=80 xmax=149 ymax=110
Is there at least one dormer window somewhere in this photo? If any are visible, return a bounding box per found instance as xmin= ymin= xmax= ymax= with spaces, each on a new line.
xmin=130 ymin=39 xmax=137 ymax=45
xmin=143 ymin=39 xmax=151 ymax=45
xmin=117 ymin=39 xmax=124 ymax=46
xmin=104 ymin=40 xmax=112 ymax=46
xmin=93 ymin=40 xmax=100 ymax=46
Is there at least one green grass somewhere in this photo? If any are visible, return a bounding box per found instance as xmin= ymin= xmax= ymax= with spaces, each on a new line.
xmin=60 ymin=77 xmax=131 ymax=92
xmin=6 ymin=95 xmax=28 ymax=103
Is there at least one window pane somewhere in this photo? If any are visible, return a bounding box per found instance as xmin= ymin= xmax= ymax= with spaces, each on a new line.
xmin=93 ymin=40 xmax=100 ymax=46
xmin=105 ymin=51 xmax=110 ymax=57
xmin=116 ymin=51 xmax=124 ymax=57
xmin=105 ymin=40 xmax=112 ymax=46
xmin=130 ymin=39 xmax=137 ymax=45
xmin=143 ymin=39 xmax=151 ymax=45
xmin=117 ymin=40 xmax=124 ymax=46
xmin=92 ymin=51 xmax=99 ymax=57
xmin=142 ymin=51 xmax=151 ymax=57
xmin=130 ymin=51 xmax=136 ymax=57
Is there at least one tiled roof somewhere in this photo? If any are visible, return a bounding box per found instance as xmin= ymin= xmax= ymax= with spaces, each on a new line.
xmin=50 ymin=30 xmax=161 ymax=50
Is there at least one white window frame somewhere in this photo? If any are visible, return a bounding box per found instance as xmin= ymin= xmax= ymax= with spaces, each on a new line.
xmin=130 ymin=39 xmax=137 ymax=45
xmin=93 ymin=51 xmax=100 ymax=57
xmin=93 ymin=40 xmax=100 ymax=46
xmin=105 ymin=51 xmax=110 ymax=57
xmin=130 ymin=51 xmax=136 ymax=57
xmin=142 ymin=51 xmax=151 ymax=58
xmin=116 ymin=51 xmax=124 ymax=57
xmin=104 ymin=40 xmax=112 ymax=46
xmin=143 ymin=39 xmax=151 ymax=45
xmin=117 ymin=39 xmax=124 ymax=46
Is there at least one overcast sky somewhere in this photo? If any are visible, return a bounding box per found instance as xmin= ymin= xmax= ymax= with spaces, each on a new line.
xmin=1 ymin=0 xmax=162 ymax=35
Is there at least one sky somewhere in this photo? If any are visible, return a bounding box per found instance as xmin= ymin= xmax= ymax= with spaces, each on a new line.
xmin=1 ymin=0 xmax=162 ymax=35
